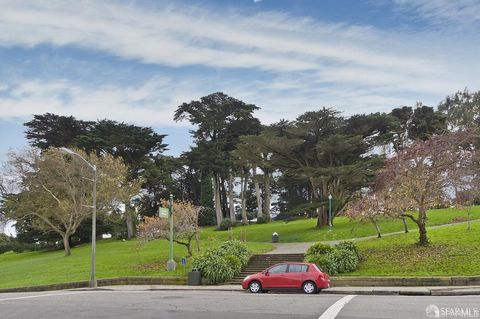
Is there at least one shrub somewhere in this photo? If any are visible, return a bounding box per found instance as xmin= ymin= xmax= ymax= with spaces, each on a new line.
xmin=191 ymin=249 xmax=235 ymax=284
xmin=306 ymin=242 xmax=334 ymax=256
xmin=191 ymin=240 xmax=252 ymax=284
xmin=335 ymin=241 xmax=361 ymax=260
xmin=305 ymin=253 xmax=338 ymax=276
xmin=256 ymin=216 xmax=267 ymax=224
xmin=218 ymin=218 xmax=233 ymax=231
xmin=0 ymin=240 xmax=29 ymax=254
xmin=218 ymin=240 xmax=250 ymax=266
xmin=331 ymin=249 xmax=359 ymax=273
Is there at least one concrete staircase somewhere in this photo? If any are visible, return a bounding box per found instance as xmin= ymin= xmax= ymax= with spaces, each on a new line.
xmin=229 ymin=253 xmax=305 ymax=285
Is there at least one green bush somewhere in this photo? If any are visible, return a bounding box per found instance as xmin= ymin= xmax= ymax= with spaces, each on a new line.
xmin=218 ymin=240 xmax=250 ymax=266
xmin=305 ymin=253 xmax=338 ymax=275
xmin=306 ymin=242 xmax=334 ymax=256
xmin=191 ymin=249 xmax=235 ymax=284
xmin=305 ymin=241 xmax=360 ymax=275
xmin=191 ymin=240 xmax=252 ymax=284
xmin=218 ymin=218 xmax=233 ymax=231
xmin=0 ymin=240 xmax=29 ymax=254
xmin=335 ymin=241 xmax=361 ymax=260
xmin=331 ymin=249 xmax=359 ymax=273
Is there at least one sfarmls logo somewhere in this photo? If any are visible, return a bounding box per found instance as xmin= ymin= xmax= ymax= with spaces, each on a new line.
xmin=426 ymin=304 xmax=480 ymax=318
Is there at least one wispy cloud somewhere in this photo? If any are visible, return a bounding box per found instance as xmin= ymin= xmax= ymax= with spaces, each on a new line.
xmin=0 ymin=77 xmax=205 ymax=126
xmin=0 ymin=0 xmax=478 ymax=126
xmin=391 ymin=0 xmax=480 ymax=26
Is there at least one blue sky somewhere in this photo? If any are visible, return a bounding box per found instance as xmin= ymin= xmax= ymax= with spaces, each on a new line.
xmin=0 ymin=0 xmax=479 ymax=163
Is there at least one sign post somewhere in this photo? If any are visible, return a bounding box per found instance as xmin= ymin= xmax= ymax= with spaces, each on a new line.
xmin=181 ymin=257 xmax=187 ymax=275
xmin=166 ymin=194 xmax=176 ymax=271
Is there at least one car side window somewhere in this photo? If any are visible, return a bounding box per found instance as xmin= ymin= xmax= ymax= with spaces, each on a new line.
xmin=288 ymin=264 xmax=308 ymax=273
xmin=269 ymin=264 xmax=288 ymax=273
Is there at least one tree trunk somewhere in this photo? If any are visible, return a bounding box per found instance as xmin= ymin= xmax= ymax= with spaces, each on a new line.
xmin=212 ymin=174 xmax=222 ymax=227
xmin=187 ymin=242 xmax=192 ymax=257
xmin=253 ymin=166 xmax=263 ymax=218
xmin=62 ymin=233 xmax=71 ymax=256
xmin=402 ymin=217 xmax=409 ymax=233
xmin=228 ymin=173 xmax=236 ymax=221
xmin=240 ymin=176 xmax=248 ymax=225
xmin=316 ymin=206 xmax=328 ymax=228
xmin=417 ymin=206 xmax=428 ymax=246
xmin=125 ymin=207 xmax=135 ymax=239
xmin=263 ymin=170 xmax=271 ymax=221
xmin=370 ymin=217 xmax=381 ymax=238
xmin=195 ymin=232 xmax=201 ymax=252
xmin=220 ymin=177 xmax=228 ymax=218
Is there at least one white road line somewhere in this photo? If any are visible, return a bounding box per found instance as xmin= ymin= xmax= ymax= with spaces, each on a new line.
xmin=318 ymin=295 xmax=357 ymax=319
xmin=0 ymin=291 xmax=89 ymax=302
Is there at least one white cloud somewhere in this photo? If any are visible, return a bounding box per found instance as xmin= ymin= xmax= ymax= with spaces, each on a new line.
xmin=391 ymin=0 xmax=480 ymax=26
xmin=0 ymin=0 xmax=478 ymax=127
xmin=0 ymin=77 xmax=205 ymax=126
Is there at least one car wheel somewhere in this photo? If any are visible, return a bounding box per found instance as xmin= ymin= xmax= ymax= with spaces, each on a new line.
xmin=302 ymin=281 xmax=317 ymax=294
xmin=248 ymin=281 xmax=262 ymax=293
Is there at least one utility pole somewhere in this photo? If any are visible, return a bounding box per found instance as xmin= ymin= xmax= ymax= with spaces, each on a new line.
xmin=167 ymin=194 xmax=176 ymax=271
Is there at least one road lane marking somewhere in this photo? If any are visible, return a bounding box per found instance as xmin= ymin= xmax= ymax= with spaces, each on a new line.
xmin=0 ymin=291 xmax=89 ymax=302
xmin=318 ymin=295 xmax=357 ymax=319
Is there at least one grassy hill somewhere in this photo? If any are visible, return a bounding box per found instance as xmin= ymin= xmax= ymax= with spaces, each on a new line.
xmin=0 ymin=239 xmax=272 ymax=289
xmin=201 ymin=206 xmax=480 ymax=242
xmin=1 ymin=205 xmax=478 ymax=289
xmin=349 ymin=220 xmax=480 ymax=276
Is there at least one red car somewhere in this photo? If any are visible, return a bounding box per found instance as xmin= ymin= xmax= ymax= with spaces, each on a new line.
xmin=242 ymin=262 xmax=330 ymax=294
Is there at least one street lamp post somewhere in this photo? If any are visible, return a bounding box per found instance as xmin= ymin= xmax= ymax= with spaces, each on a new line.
xmin=61 ymin=148 xmax=97 ymax=288
xmin=328 ymin=194 xmax=333 ymax=232
xmin=166 ymin=194 xmax=176 ymax=271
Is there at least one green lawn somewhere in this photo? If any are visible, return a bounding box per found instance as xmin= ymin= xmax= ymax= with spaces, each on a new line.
xmin=201 ymin=206 xmax=480 ymax=243
xmin=347 ymin=220 xmax=480 ymax=276
xmin=0 ymin=239 xmax=272 ymax=289
xmin=1 ymin=205 xmax=478 ymax=289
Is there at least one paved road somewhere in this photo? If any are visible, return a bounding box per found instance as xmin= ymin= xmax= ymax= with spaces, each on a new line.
xmin=1 ymin=290 xmax=478 ymax=319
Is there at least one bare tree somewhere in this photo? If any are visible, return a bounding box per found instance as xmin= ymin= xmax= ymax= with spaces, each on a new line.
xmin=371 ymin=130 xmax=476 ymax=246
xmin=2 ymin=148 xmax=138 ymax=255
xmin=138 ymin=200 xmax=200 ymax=256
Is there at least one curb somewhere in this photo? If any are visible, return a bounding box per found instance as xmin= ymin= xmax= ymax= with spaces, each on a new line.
xmin=0 ymin=276 xmax=186 ymax=294
xmin=331 ymin=276 xmax=480 ymax=287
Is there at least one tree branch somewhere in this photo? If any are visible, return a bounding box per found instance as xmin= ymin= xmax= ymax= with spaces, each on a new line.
xmin=401 ymin=213 xmax=418 ymax=224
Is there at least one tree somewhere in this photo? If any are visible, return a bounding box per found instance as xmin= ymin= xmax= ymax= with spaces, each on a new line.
xmin=343 ymin=193 xmax=388 ymax=238
xmin=138 ymin=200 xmax=201 ymax=256
xmin=174 ymin=92 xmax=261 ymax=227
xmin=198 ymin=174 xmax=216 ymax=226
xmin=23 ymin=114 xmax=168 ymax=239
xmin=253 ymin=109 xmax=383 ymax=227
xmin=438 ymin=89 xmax=480 ymax=129
xmin=2 ymin=148 xmax=138 ymax=256
xmin=386 ymin=104 xmax=447 ymax=153
xmin=371 ymin=130 xmax=477 ymax=246
xmin=24 ymin=113 xmax=93 ymax=149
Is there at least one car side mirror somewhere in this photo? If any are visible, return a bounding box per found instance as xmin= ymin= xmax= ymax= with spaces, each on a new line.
xmin=262 ymin=270 xmax=269 ymax=276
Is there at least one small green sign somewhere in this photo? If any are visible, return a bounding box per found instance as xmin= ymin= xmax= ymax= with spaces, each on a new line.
xmin=159 ymin=207 xmax=169 ymax=219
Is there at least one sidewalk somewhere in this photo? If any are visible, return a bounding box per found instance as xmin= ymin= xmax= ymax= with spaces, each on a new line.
xmin=88 ymin=284 xmax=480 ymax=296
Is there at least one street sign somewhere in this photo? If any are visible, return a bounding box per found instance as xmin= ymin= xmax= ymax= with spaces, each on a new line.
xmin=158 ymin=207 xmax=169 ymax=219
xmin=181 ymin=257 xmax=187 ymax=266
